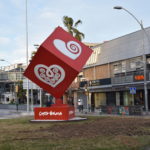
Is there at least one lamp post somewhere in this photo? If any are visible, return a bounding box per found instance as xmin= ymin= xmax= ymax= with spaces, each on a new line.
xmin=84 ymin=82 xmax=90 ymax=112
xmin=114 ymin=6 xmax=149 ymax=113
xmin=25 ymin=0 xmax=29 ymax=112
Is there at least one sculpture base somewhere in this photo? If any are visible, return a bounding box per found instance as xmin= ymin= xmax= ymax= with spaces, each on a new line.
xmin=30 ymin=117 xmax=87 ymax=122
xmin=34 ymin=103 xmax=75 ymax=121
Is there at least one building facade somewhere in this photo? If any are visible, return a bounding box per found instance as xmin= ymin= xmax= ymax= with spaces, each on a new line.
xmin=77 ymin=27 xmax=150 ymax=111
xmin=0 ymin=63 xmax=25 ymax=104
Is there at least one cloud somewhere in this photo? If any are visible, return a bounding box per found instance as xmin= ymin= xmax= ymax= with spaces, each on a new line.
xmin=10 ymin=0 xmax=23 ymax=9
xmin=11 ymin=36 xmax=33 ymax=64
xmin=0 ymin=35 xmax=33 ymax=65
xmin=39 ymin=11 xmax=57 ymax=19
xmin=0 ymin=2 xmax=3 ymax=9
xmin=4 ymin=45 xmax=33 ymax=65
xmin=11 ymin=47 xmax=30 ymax=64
xmin=0 ymin=37 xmax=10 ymax=45
xmin=0 ymin=51 xmax=7 ymax=59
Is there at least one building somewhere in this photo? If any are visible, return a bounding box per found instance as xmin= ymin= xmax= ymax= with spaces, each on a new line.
xmin=0 ymin=63 xmax=25 ymax=104
xmin=64 ymin=42 xmax=100 ymax=109
xmin=77 ymin=27 xmax=150 ymax=111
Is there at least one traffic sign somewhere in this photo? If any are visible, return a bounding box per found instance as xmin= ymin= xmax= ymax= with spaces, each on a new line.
xmin=129 ymin=87 xmax=136 ymax=94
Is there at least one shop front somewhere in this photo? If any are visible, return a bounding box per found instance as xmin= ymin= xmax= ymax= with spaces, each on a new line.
xmin=88 ymin=83 xmax=147 ymax=115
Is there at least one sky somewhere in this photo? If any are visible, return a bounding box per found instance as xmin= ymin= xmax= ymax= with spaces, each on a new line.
xmin=0 ymin=0 xmax=150 ymax=66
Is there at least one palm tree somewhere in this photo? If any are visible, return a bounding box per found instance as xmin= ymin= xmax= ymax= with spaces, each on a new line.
xmin=63 ymin=16 xmax=84 ymax=41
xmin=30 ymin=51 xmax=36 ymax=62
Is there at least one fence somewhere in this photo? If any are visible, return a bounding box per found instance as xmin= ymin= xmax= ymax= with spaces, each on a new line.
xmin=99 ymin=105 xmax=143 ymax=115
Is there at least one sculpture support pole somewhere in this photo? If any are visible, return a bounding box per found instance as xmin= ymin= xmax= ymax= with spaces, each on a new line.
xmin=55 ymin=98 xmax=63 ymax=105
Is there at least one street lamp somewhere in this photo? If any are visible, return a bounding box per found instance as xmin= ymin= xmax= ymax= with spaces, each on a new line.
xmin=84 ymin=80 xmax=90 ymax=112
xmin=114 ymin=6 xmax=149 ymax=113
xmin=84 ymin=86 xmax=89 ymax=112
xmin=25 ymin=0 xmax=29 ymax=112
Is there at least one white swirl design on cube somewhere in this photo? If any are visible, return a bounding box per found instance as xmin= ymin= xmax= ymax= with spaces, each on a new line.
xmin=34 ymin=64 xmax=65 ymax=88
xmin=53 ymin=39 xmax=82 ymax=60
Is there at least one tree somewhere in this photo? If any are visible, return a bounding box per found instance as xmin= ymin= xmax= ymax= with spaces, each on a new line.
xmin=63 ymin=16 xmax=85 ymax=41
xmin=17 ymin=81 xmax=26 ymax=103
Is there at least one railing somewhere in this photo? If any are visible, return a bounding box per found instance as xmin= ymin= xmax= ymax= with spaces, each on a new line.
xmin=111 ymin=75 xmax=133 ymax=84
xmin=112 ymin=70 xmax=150 ymax=84
xmin=79 ymin=70 xmax=150 ymax=88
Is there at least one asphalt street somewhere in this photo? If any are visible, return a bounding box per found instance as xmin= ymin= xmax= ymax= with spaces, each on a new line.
xmin=0 ymin=109 xmax=33 ymax=119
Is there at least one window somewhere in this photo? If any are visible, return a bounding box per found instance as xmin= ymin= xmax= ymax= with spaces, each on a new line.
xmin=130 ymin=62 xmax=136 ymax=69
xmin=129 ymin=58 xmax=143 ymax=70
xmin=113 ymin=63 xmax=122 ymax=74
xmin=122 ymin=61 xmax=126 ymax=72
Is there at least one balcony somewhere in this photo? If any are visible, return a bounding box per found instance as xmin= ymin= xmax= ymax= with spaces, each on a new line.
xmin=79 ymin=70 xmax=150 ymax=89
xmin=111 ymin=75 xmax=133 ymax=84
xmin=0 ymin=71 xmax=24 ymax=82
xmin=112 ymin=70 xmax=150 ymax=85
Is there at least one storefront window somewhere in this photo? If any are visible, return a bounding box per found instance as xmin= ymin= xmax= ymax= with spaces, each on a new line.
xmin=134 ymin=91 xmax=144 ymax=105
xmin=123 ymin=91 xmax=134 ymax=106
xmin=94 ymin=93 xmax=106 ymax=107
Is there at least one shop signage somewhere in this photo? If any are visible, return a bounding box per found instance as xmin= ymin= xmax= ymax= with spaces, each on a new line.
xmin=134 ymin=75 xmax=144 ymax=81
xmin=90 ymin=80 xmax=100 ymax=86
xmin=90 ymin=78 xmax=111 ymax=86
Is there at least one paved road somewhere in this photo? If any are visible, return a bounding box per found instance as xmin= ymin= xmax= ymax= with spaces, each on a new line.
xmin=0 ymin=109 xmax=33 ymax=119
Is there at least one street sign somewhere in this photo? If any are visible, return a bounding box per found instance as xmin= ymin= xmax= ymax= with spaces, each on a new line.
xmin=129 ymin=87 xmax=136 ymax=94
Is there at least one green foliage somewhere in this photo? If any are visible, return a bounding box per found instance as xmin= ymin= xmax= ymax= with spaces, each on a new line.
xmin=17 ymin=81 xmax=26 ymax=100
xmin=30 ymin=51 xmax=37 ymax=62
xmin=63 ymin=16 xmax=84 ymax=41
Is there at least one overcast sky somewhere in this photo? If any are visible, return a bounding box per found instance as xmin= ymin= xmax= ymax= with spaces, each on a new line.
xmin=0 ymin=0 xmax=150 ymax=66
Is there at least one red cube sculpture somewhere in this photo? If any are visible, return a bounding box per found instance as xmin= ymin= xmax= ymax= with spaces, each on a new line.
xmin=24 ymin=27 xmax=92 ymax=98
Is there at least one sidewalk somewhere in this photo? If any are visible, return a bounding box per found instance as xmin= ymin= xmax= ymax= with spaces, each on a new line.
xmin=0 ymin=108 xmax=150 ymax=119
xmin=75 ymin=109 xmax=150 ymax=118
